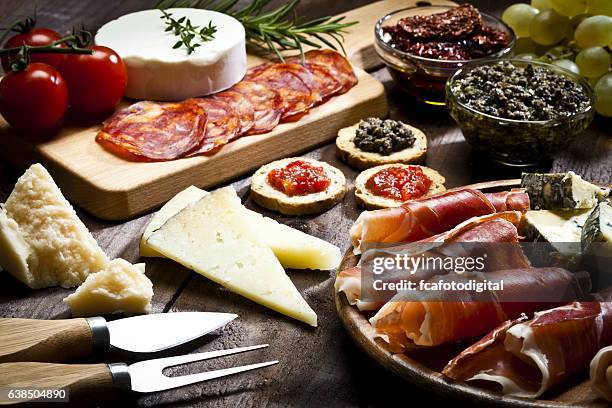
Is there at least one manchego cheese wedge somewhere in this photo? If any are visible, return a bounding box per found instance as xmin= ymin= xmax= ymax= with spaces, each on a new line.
xmin=64 ymin=259 xmax=153 ymax=317
xmin=141 ymin=186 xmax=341 ymax=270
xmin=146 ymin=187 xmax=317 ymax=326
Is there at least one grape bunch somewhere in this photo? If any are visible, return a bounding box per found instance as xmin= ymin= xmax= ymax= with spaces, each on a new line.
xmin=502 ymin=0 xmax=612 ymax=117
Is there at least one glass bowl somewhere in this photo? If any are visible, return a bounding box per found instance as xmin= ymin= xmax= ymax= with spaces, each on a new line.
xmin=374 ymin=5 xmax=515 ymax=106
xmin=446 ymin=59 xmax=595 ymax=166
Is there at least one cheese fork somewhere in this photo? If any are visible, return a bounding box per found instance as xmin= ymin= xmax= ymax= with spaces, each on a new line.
xmin=0 ymin=344 xmax=277 ymax=404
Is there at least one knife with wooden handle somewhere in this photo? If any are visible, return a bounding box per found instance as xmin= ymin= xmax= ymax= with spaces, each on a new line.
xmin=0 ymin=345 xmax=277 ymax=405
xmin=0 ymin=312 xmax=237 ymax=363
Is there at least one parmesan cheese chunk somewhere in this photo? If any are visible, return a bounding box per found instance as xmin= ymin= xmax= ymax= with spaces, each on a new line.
xmin=146 ymin=187 xmax=317 ymax=326
xmin=141 ymin=186 xmax=341 ymax=270
xmin=64 ymin=259 xmax=153 ymax=317
xmin=0 ymin=164 xmax=109 ymax=288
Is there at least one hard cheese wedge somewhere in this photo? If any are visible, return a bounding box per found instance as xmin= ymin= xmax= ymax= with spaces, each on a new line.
xmin=64 ymin=259 xmax=153 ymax=317
xmin=0 ymin=163 xmax=109 ymax=288
xmin=146 ymin=187 xmax=317 ymax=326
xmin=141 ymin=186 xmax=341 ymax=270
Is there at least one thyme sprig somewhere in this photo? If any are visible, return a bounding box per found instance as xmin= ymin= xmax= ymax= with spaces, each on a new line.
xmin=160 ymin=9 xmax=217 ymax=54
xmin=154 ymin=0 xmax=357 ymax=62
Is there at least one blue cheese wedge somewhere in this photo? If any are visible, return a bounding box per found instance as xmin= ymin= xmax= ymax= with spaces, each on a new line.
xmin=64 ymin=259 xmax=153 ymax=317
xmin=524 ymin=209 xmax=593 ymax=253
xmin=96 ymin=8 xmax=246 ymax=101
xmin=582 ymin=202 xmax=612 ymax=252
xmin=521 ymin=172 xmax=609 ymax=210
xmin=141 ymin=186 xmax=341 ymax=270
xmin=0 ymin=164 xmax=109 ymax=289
xmin=146 ymin=187 xmax=317 ymax=326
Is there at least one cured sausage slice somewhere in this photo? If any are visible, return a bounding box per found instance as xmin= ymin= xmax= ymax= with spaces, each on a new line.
xmin=296 ymin=49 xmax=358 ymax=94
xmin=232 ymin=80 xmax=282 ymax=134
xmin=187 ymin=97 xmax=240 ymax=156
xmin=213 ymin=90 xmax=255 ymax=136
xmin=248 ymin=63 xmax=313 ymax=120
xmin=96 ymin=100 xmax=207 ymax=161
xmin=301 ymin=62 xmax=342 ymax=102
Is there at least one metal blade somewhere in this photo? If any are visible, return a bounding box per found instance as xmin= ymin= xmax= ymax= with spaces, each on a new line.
xmin=107 ymin=312 xmax=237 ymax=353
xmin=129 ymin=344 xmax=277 ymax=393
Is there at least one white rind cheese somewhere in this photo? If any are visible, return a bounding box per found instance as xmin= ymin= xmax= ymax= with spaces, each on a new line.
xmin=0 ymin=164 xmax=109 ymax=289
xmin=146 ymin=187 xmax=317 ymax=326
xmin=95 ymin=8 xmax=246 ymax=101
xmin=64 ymin=259 xmax=153 ymax=317
xmin=141 ymin=186 xmax=341 ymax=270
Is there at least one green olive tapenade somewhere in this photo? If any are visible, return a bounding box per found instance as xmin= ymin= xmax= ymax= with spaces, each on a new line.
xmin=451 ymin=61 xmax=590 ymax=121
xmin=353 ymin=118 xmax=416 ymax=155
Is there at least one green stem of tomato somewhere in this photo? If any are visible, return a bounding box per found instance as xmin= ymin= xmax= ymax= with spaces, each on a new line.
xmin=0 ymin=35 xmax=93 ymax=57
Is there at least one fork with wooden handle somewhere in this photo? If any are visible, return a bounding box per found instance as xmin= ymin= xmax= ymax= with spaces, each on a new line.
xmin=0 ymin=344 xmax=278 ymax=405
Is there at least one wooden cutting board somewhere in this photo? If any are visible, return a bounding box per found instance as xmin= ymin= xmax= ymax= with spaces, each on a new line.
xmin=0 ymin=0 xmax=458 ymax=220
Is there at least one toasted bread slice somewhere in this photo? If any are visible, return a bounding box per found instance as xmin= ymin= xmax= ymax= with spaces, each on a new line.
xmin=336 ymin=123 xmax=427 ymax=169
xmin=355 ymin=164 xmax=446 ymax=210
xmin=251 ymin=157 xmax=347 ymax=215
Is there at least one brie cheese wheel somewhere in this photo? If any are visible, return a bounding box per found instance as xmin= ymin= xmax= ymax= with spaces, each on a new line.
xmin=0 ymin=164 xmax=109 ymax=289
xmin=64 ymin=259 xmax=153 ymax=317
xmin=96 ymin=8 xmax=246 ymax=101
xmin=146 ymin=187 xmax=317 ymax=326
xmin=141 ymin=186 xmax=341 ymax=270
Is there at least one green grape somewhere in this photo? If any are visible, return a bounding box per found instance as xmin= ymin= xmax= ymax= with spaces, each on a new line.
xmin=589 ymin=75 xmax=603 ymax=87
xmin=552 ymin=58 xmax=581 ymax=74
xmin=574 ymin=15 xmax=612 ymax=47
xmin=532 ymin=0 xmax=553 ymax=10
xmin=551 ymin=0 xmax=587 ymax=16
xmin=530 ymin=9 xmax=571 ymax=45
xmin=544 ymin=45 xmax=575 ymax=61
xmin=567 ymin=14 xmax=589 ymax=40
xmin=594 ymin=73 xmax=612 ymax=116
xmin=586 ymin=0 xmax=612 ymax=15
xmin=576 ymin=46 xmax=612 ymax=77
xmin=503 ymin=4 xmax=540 ymax=37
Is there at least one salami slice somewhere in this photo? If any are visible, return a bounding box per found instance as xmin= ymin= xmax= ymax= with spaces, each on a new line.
xmin=232 ymin=80 xmax=282 ymax=134
xmin=188 ymin=97 xmax=240 ymax=156
xmin=96 ymin=100 xmax=207 ymax=161
xmin=301 ymin=62 xmax=343 ymax=102
xmin=213 ymin=90 xmax=255 ymax=136
xmin=295 ymin=49 xmax=358 ymax=94
xmin=248 ymin=63 xmax=313 ymax=120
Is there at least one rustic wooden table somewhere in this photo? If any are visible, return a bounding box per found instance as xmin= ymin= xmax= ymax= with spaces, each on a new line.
xmin=0 ymin=0 xmax=610 ymax=406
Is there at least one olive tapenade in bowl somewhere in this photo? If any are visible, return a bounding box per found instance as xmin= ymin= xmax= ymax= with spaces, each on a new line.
xmin=375 ymin=4 xmax=514 ymax=106
xmin=446 ymin=59 xmax=595 ymax=166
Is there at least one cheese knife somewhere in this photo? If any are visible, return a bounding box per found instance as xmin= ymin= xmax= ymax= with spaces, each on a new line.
xmin=0 ymin=312 xmax=237 ymax=363
xmin=0 ymin=344 xmax=278 ymax=404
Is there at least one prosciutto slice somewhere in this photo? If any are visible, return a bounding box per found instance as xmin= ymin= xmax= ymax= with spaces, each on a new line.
xmin=336 ymin=211 xmax=528 ymax=311
xmin=370 ymin=267 xmax=587 ymax=351
xmin=350 ymin=189 xmax=529 ymax=253
xmin=590 ymin=346 xmax=612 ymax=401
xmin=443 ymin=288 xmax=612 ymax=398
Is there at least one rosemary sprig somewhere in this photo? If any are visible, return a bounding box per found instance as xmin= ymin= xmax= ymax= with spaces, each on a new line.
xmin=154 ymin=0 xmax=357 ymax=62
xmin=160 ymin=9 xmax=217 ymax=54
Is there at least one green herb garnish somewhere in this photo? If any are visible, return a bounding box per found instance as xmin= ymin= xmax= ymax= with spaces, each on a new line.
xmin=160 ymin=9 xmax=217 ymax=54
xmin=154 ymin=0 xmax=357 ymax=62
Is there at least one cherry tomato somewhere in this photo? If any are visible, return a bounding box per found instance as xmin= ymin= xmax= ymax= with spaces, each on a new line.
xmin=60 ymin=46 xmax=127 ymax=115
xmin=0 ymin=62 xmax=68 ymax=133
xmin=2 ymin=28 xmax=64 ymax=72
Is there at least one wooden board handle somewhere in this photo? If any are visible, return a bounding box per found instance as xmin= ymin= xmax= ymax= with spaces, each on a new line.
xmin=0 ymin=318 xmax=99 ymax=363
xmin=0 ymin=362 xmax=117 ymax=404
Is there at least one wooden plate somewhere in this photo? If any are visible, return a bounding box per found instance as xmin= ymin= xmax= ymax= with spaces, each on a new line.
xmin=334 ymin=179 xmax=609 ymax=407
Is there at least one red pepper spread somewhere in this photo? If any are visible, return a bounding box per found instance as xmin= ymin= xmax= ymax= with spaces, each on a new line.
xmin=366 ymin=166 xmax=432 ymax=201
xmin=267 ymin=160 xmax=331 ymax=196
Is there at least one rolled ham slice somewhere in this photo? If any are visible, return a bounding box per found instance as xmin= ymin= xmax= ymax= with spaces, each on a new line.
xmin=336 ymin=211 xmax=528 ymax=311
xmin=443 ymin=288 xmax=612 ymax=398
xmin=350 ymin=189 xmax=529 ymax=253
xmin=590 ymin=346 xmax=612 ymax=401
xmin=371 ymin=267 xmax=587 ymax=351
